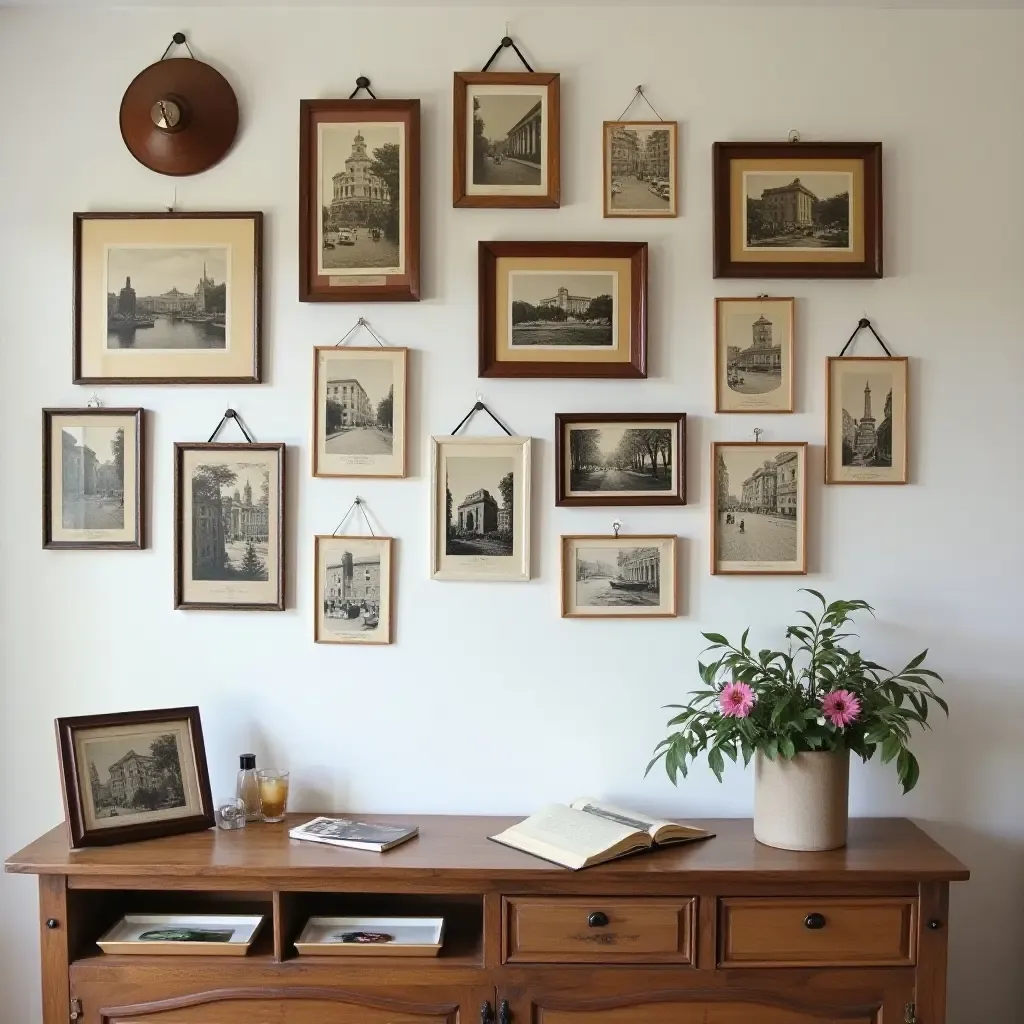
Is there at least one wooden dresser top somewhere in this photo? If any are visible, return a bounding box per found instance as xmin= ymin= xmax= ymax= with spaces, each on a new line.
xmin=5 ymin=815 xmax=968 ymax=885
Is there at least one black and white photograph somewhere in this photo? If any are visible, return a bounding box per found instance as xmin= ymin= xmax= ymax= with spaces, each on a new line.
xmin=106 ymin=246 xmax=228 ymax=350
xmin=313 ymin=347 xmax=407 ymax=478
xmin=561 ymin=535 xmax=677 ymax=618
xmin=712 ymin=442 xmax=807 ymax=574
xmin=715 ymin=297 xmax=794 ymax=413
xmin=61 ymin=425 xmax=124 ymax=530
xmin=317 ymin=121 xmax=404 ymax=276
xmin=472 ymin=91 xmax=542 ymax=188
xmin=743 ymin=171 xmax=852 ymax=251
xmin=315 ymin=535 xmax=393 ymax=645
xmin=604 ymin=122 xmax=677 ymax=218
xmin=445 ymin=455 xmax=515 ymax=557
xmin=510 ymin=271 xmax=616 ymax=348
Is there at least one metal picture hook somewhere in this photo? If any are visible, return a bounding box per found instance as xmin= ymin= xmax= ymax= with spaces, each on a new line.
xmin=753 ymin=428 xmax=764 ymax=443
xmin=86 ymin=393 xmax=102 ymax=409
xmin=612 ymin=520 xmax=622 ymax=538
xmin=788 ymin=129 xmax=801 ymax=143
xmin=333 ymin=496 xmax=376 ymax=537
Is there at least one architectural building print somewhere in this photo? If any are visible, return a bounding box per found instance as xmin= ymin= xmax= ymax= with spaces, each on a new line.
xmin=328 ymin=129 xmax=391 ymax=229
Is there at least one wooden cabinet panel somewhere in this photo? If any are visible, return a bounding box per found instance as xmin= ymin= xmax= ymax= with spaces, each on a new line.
xmin=538 ymin=1005 xmax=876 ymax=1024
xmin=504 ymin=896 xmax=694 ymax=964
xmin=719 ymin=897 xmax=916 ymax=967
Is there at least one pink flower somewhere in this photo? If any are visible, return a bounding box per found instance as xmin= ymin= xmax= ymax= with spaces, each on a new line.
xmin=719 ymin=682 xmax=756 ymax=718
xmin=822 ymin=690 xmax=861 ymax=728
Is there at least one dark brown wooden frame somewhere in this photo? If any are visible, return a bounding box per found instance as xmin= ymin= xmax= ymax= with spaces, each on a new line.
xmin=714 ymin=297 xmax=795 ymax=414
xmin=299 ymin=99 xmax=421 ymax=302
xmin=555 ymin=413 xmax=686 ymax=506
xmin=602 ymin=121 xmax=678 ymax=219
xmin=173 ymin=442 xmax=286 ymax=610
xmin=313 ymin=535 xmax=395 ymax=645
xmin=73 ymin=211 xmax=262 ymax=384
xmin=42 ymin=407 xmax=145 ymax=550
xmin=453 ymin=72 xmax=560 ymax=209
xmin=478 ymin=241 xmax=648 ymax=379
xmin=712 ymin=141 xmax=882 ymax=279
xmin=54 ymin=705 xmax=215 ymax=848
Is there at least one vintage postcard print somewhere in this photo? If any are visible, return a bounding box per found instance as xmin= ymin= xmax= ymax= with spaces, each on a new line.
xmin=561 ymin=535 xmax=677 ymax=618
xmin=315 ymin=535 xmax=393 ymax=644
xmin=715 ymin=297 xmax=795 ymax=413
xmin=603 ymin=121 xmax=678 ymax=218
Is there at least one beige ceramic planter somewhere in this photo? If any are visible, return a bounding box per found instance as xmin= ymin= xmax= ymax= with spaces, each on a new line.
xmin=753 ymin=748 xmax=850 ymax=851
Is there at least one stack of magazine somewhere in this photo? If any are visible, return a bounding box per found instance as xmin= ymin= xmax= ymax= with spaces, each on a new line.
xmin=289 ymin=816 xmax=419 ymax=852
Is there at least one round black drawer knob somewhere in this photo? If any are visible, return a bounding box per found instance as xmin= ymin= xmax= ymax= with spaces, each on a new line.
xmin=928 ymin=918 xmax=943 ymax=930
xmin=587 ymin=911 xmax=609 ymax=928
xmin=46 ymin=918 xmax=59 ymax=930
xmin=804 ymin=912 xmax=827 ymax=930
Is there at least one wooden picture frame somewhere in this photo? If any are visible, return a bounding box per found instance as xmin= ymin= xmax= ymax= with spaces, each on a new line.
xmin=555 ymin=413 xmax=686 ymax=506
xmin=711 ymin=441 xmax=808 ymax=575
xmin=453 ymin=71 xmax=560 ymax=208
xmin=173 ymin=442 xmax=285 ymax=610
xmin=312 ymin=346 xmax=408 ymax=478
xmin=561 ymin=535 xmax=678 ymax=619
xmin=299 ymin=99 xmax=421 ymax=302
xmin=826 ymin=356 xmax=908 ymax=484
xmin=603 ymin=121 xmax=678 ymax=218
xmin=430 ymin=435 xmax=531 ymax=582
xmin=715 ymin=297 xmax=795 ymax=413
xmin=314 ymin=535 xmax=394 ymax=645
xmin=712 ymin=141 xmax=882 ymax=279
xmin=55 ymin=705 xmax=215 ymax=848
xmin=478 ymin=240 xmax=647 ymax=379
xmin=73 ymin=211 xmax=262 ymax=384
xmin=42 ymin=407 xmax=144 ymax=549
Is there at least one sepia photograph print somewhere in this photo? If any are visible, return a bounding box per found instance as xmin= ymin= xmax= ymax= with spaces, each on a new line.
xmin=74 ymin=212 xmax=261 ymax=383
xmin=453 ymin=72 xmax=560 ymax=208
xmin=174 ymin=443 xmax=285 ymax=610
xmin=43 ymin=408 xmax=143 ymax=549
xmin=603 ymin=121 xmax=678 ymax=218
xmin=561 ymin=535 xmax=677 ymax=619
xmin=826 ymin=356 xmax=908 ymax=484
xmin=431 ymin=435 xmax=531 ymax=581
xmin=556 ymin=413 xmax=685 ymax=506
xmin=315 ymin=535 xmax=393 ymax=645
xmin=313 ymin=347 xmax=407 ymax=478
xmin=55 ymin=706 xmax=214 ymax=848
xmin=712 ymin=442 xmax=807 ymax=575
xmin=712 ymin=142 xmax=882 ymax=279
xmin=715 ymin=297 xmax=795 ymax=413
xmin=510 ymin=271 xmax=616 ymax=349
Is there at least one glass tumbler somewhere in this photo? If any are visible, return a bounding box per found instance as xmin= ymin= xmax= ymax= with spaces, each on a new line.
xmin=257 ymin=769 xmax=290 ymax=823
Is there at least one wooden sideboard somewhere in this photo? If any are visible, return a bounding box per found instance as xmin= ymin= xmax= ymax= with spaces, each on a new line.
xmin=5 ymin=815 xmax=969 ymax=1024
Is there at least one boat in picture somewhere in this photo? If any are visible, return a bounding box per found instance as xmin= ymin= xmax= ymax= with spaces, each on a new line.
xmin=609 ymin=578 xmax=653 ymax=592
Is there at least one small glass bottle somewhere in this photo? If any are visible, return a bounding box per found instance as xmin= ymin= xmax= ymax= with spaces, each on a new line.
xmin=236 ymin=754 xmax=261 ymax=822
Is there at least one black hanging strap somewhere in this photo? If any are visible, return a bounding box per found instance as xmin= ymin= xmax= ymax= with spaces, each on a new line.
xmin=207 ymin=408 xmax=256 ymax=444
xmin=481 ymin=35 xmax=534 ymax=73
xmin=838 ymin=317 xmax=893 ymax=357
xmin=451 ymin=401 xmax=512 ymax=436
xmin=349 ymin=76 xmax=377 ymax=99
xmin=333 ymin=497 xmax=377 ymax=537
xmin=160 ymin=32 xmax=195 ymax=60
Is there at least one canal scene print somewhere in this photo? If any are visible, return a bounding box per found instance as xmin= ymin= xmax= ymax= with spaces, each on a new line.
xmin=567 ymin=425 xmax=673 ymax=495
xmin=445 ymin=456 xmax=515 ymax=557
xmin=106 ymin=246 xmax=227 ymax=349
xmin=510 ymin=271 xmax=616 ymax=348
xmin=471 ymin=89 xmax=543 ymax=189
xmin=318 ymin=122 xmax=403 ymax=276
xmin=605 ymin=123 xmax=676 ymax=216
xmin=563 ymin=535 xmax=676 ymax=618
xmin=716 ymin=298 xmax=793 ymax=413
xmin=60 ymin=424 xmax=124 ymax=530
xmin=743 ymin=171 xmax=852 ymax=251
xmin=191 ymin=461 xmax=270 ymax=582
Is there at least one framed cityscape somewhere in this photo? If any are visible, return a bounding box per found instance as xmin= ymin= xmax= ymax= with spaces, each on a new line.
xmin=602 ymin=121 xmax=678 ymax=218
xmin=715 ymin=297 xmax=795 ymax=413
xmin=314 ymin=535 xmax=394 ymax=645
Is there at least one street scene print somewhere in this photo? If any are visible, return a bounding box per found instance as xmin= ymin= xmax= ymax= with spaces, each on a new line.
xmin=567 ymin=425 xmax=673 ymax=496
xmin=470 ymin=87 xmax=544 ymax=192
xmin=510 ymin=271 xmax=616 ymax=348
xmin=841 ymin=370 xmax=894 ymax=468
xmin=445 ymin=456 xmax=515 ymax=558
xmin=743 ymin=171 xmax=853 ymax=251
xmin=317 ymin=537 xmax=391 ymax=644
xmin=60 ymin=424 xmax=125 ymax=530
xmin=191 ymin=461 xmax=270 ymax=582
xmin=323 ymin=357 xmax=394 ymax=458
xmin=717 ymin=299 xmax=793 ymax=412
xmin=606 ymin=123 xmax=676 ymax=216
xmin=106 ymin=246 xmax=228 ymax=349
xmin=318 ymin=122 xmax=404 ymax=276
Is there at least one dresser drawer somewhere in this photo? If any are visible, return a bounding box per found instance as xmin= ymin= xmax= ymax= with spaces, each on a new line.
xmin=719 ymin=897 xmax=917 ymax=967
xmin=503 ymin=896 xmax=695 ymax=964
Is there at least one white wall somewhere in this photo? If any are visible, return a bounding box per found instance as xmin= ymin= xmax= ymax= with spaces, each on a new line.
xmin=1 ymin=5 xmax=1022 ymax=1021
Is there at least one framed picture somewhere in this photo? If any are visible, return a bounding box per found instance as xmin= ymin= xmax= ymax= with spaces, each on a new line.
xmin=299 ymin=99 xmax=420 ymax=302
xmin=712 ymin=141 xmax=882 ymax=279
xmin=173 ymin=443 xmax=285 ymax=610
xmin=826 ymin=356 xmax=908 ymax=484
xmin=314 ymin=535 xmax=394 ymax=645
xmin=453 ymin=71 xmax=560 ymax=208
xmin=555 ymin=413 xmax=685 ymax=507
xmin=715 ymin=297 xmax=795 ymax=413
xmin=478 ymin=240 xmax=647 ymax=379
xmin=603 ymin=121 xmax=677 ymax=218
xmin=73 ymin=211 xmax=262 ymax=384
xmin=42 ymin=408 xmax=144 ymax=549
xmin=711 ymin=442 xmax=808 ymax=575
xmin=430 ymin=435 xmax=531 ymax=582
xmin=312 ymin=347 xmax=408 ymax=478
xmin=55 ymin=705 xmax=215 ymax=848
xmin=561 ymin=535 xmax=677 ymax=619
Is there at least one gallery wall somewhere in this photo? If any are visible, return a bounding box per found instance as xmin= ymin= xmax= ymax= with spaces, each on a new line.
xmin=0 ymin=4 xmax=1022 ymax=1020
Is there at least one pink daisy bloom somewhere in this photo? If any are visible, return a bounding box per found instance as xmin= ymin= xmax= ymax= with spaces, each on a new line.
xmin=719 ymin=681 xmax=756 ymax=718
xmin=821 ymin=690 xmax=861 ymax=728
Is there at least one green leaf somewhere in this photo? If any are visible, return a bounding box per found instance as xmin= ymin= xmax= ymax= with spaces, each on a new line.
xmin=702 ymin=632 xmax=730 ymax=646
xmin=740 ymin=627 xmax=750 ymax=654
xmin=779 ymin=736 xmax=796 ymax=759
xmin=764 ymin=737 xmax=779 ymax=761
xmin=707 ymin=746 xmax=726 ymax=782
xmin=897 ymin=749 xmax=920 ymax=793
xmin=644 ymin=751 xmax=665 ymax=777
xmin=801 ymin=588 xmax=827 ymax=607
xmin=880 ymin=735 xmax=902 ymax=764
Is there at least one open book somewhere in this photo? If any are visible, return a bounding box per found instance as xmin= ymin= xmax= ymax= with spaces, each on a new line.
xmin=489 ymin=798 xmax=713 ymax=870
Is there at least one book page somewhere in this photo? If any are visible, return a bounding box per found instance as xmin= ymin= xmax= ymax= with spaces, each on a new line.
xmin=570 ymin=797 xmax=708 ymax=844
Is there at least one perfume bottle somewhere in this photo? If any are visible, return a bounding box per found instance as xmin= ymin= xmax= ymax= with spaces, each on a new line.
xmin=236 ymin=754 xmax=261 ymax=822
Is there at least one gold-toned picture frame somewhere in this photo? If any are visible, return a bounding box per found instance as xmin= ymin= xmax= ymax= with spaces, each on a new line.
xmin=715 ymin=297 xmax=795 ymax=414
xmin=314 ymin=535 xmax=394 ymax=645
xmin=603 ymin=121 xmax=678 ymax=218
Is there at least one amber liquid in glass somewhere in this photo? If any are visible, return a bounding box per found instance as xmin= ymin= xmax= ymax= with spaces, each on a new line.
xmin=257 ymin=772 xmax=289 ymax=823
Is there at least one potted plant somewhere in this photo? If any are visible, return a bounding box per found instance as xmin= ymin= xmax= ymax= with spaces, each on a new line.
xmin=647 ymin=592 xmax=948 ymax=851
